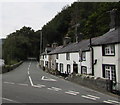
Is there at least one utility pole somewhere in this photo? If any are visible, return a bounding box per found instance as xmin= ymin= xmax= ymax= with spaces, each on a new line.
xmin=40 ymin=30 xmax=42 ymax=55
xmin=72 ymin=23 xmax=80 ymax=43
xmin=75 ymin=23 xmax=80 ymax=43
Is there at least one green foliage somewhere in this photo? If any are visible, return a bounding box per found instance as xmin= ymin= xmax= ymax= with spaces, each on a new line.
xmin=41 ymin=2 xmax=120 ymax=44
xmin=3 ymin=2 xmax=120 ymax=65
xmin=3 ymin=26 xmax=40 ymax=65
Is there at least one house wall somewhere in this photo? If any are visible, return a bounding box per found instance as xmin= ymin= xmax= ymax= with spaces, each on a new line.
xmin=40 ymin=55 xmax=44 ymax=68
xmin=56 ymin=53 xmax=66 ymax=73
xmin=51 ymin=54 xmax=56 ymax=70
xmin=81 ymin=51 xmax=92 ymax=74
xmin=56 ymin=52 xmax=92 ymax=74
xmin=94 ymin=46 xmax=103 ymax=78
xmin=93 ymin=44 xmax=119 ymax=83
xmin=70 ymin=52 xmax=80 ymax=73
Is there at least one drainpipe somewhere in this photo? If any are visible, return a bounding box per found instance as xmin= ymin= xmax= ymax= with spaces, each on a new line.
xmin=89 ymin=38 xmax=94 ymax=76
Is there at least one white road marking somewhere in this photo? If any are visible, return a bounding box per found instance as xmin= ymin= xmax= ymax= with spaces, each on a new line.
xmin=17 ymin=83 xmax=28 ymax=86
xmin=87 ymin=95 xmax=100 ymax=99
xmin=47 ymin=87 xmax=62 ymax=91
xmin=28 ymin=71 xmax=30 ymax=75
xmin=81 ymin=95 xmax=97 ymax=100
xmin=33 ymin=84 xmax=46 ymax=88
xmin=4 ymin=82 xmax=15 ymax=85
xmin=65 ymin=90 xmax=79 ymax=96
xmin=28 ymin=62 xmax=31 ymax=70
xmin=103 ymin=100 xmax=120 ymax=104
xmin=28 ymin=76 xmax=34 ymax=86
xmin=2 ymin=97 xmax=20 ymax=103
xmin=41 ymin=76 xmax=57 ymax=82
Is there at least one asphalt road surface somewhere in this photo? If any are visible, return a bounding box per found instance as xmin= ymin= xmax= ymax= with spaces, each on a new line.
xmin=2 ymin=61 xmax=120 ymax=104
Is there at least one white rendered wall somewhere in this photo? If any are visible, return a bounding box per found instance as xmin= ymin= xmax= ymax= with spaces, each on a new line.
xmin=94 ymin=46 xmax=103 ymax=78
xmin=81 ymin=51 xmax=92 ymax=74
xmin=93 ymin=44 xmax=119 ymax=83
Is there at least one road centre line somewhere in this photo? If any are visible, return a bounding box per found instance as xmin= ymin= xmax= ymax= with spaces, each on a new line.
xmin=17 ymin=83 xmax=28 ymax=86
xmin=4 ymin=82 xmax=15 ymax=85
xmin=28 ymin=62 xmax=31 ymax=70
xmin=28 ymin=71 xmax=30 ymax=75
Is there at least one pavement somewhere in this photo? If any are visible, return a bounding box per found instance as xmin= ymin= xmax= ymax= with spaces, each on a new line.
xmin=1 ymin=61 xmax=120 ymax=104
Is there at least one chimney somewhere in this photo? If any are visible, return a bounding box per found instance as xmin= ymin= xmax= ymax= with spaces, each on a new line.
xmin=108 ymin=9 xmax=120 ymax=31
xmin=77 ymin=32 xmax=83 ymax=42
xmin=52 ymin=42 xmax=58 ymax=48
xmin=63 ymin=37 xmax=71 ymax=46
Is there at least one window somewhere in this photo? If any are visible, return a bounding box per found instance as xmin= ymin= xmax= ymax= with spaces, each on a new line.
xmin=81 ymin=66 xmax=87 ymax=74
xmin=67 ymin=64 xmax=71 ymax=74
xmin=56 ymin=63 xmax=58 ymax=70
xmin=45 ymin=61 xmax=48 ymax=67
xmin=56 ymin=54 xmax=59 ymax=59
xmin=43 ymin=55 xmax=44 ymax=59
xmin=103 ymin=45 xmax=115 ymax=56
xmin=103 ymin=65 xmax=116 ymax=82
xmin=66 ymin=53 xmax=70 ymax=60
xmin=82 ymin=52 xmax=86 ymax=61
xmin=60 ymin=63 xmax=63 ymax=73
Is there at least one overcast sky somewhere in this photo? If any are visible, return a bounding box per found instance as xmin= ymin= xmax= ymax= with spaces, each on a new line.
xmin=0 ymin=1 xmax=75 ymax=38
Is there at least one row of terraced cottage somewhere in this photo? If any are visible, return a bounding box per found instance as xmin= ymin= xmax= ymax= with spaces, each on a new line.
xmin=40 ymin=9 xmax=120 ymax=91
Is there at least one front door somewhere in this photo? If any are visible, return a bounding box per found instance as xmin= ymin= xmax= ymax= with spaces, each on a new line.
xmin=73 ymin=64 xmax=78 ymax=74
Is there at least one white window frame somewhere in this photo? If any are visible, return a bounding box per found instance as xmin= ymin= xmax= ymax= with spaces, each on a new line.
xmin=105 ymin=65 xmax=116 ymax=82
xmin=66 ymin=53 xmax=70 ymax=60
xmin=60 ymin=63 xmax=63 ymax=73
xmin=67 ymin=64 xmax=71 ymax=74
xmin=82 ymin=52 xmax=86 ymax=61
xmin=104 ymin=45 xmax=115 ymax=56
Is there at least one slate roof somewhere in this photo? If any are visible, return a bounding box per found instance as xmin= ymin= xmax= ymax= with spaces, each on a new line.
xmin=48 ymin=39 xmax=90 ymax=54
xmin=92 ymin=27 xmax=120 ymax=45
xmin=48 ymin=46 xmax=63 ymax=55
xmin=48 ymin=27 xmax=120 ymax=55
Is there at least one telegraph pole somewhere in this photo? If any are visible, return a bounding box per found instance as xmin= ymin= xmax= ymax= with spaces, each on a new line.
xmin=40 ymin=30 xmax=42 ymax=55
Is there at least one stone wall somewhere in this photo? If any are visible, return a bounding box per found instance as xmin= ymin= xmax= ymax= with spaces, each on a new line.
xmin=67 ymin=74 xmax=113 ymax=92
xmin=1 ymin=61 xmax=23 ymax=74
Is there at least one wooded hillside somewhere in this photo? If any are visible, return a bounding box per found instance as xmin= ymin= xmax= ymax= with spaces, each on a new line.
xmin=2 ymin=2 xmax=120 ymax=64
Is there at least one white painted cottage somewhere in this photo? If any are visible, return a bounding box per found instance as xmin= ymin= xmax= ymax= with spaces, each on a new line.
xmin=91 ymin=27 xmax=120 ymax=88
xmin=48 ymin=39 xmax=92 ymax=75
xmin=40 ymin=9 xmax=120 ymax=90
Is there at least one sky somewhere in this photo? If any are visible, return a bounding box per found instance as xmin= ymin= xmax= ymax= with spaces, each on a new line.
xmin=0 ymin=0 xmax=75 ymax=38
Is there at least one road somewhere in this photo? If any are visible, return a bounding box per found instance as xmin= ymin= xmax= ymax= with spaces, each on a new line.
xmin=2 ymin=61 xmax=120 ymax=104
